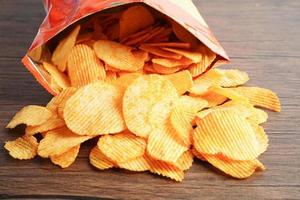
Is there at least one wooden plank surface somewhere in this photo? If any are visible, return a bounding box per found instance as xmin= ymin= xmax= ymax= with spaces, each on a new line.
xmin=0 ymin=0 xmax=299 ymax=199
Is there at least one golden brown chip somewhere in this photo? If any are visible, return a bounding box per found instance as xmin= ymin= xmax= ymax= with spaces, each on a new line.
xmin=119 ymin=5 xmax=154 ymax=39
xmin=43 ymin=62 xmax=70 ymax=89
xmin=64 ymin=82 xmax=126 ymax=135
xmin=4 ymin=135 xmax=38 ymax=160
xmin=38 ymin=127 xmax=92 ymax=158
xmin=105 ymin=71 xmax=118 ymax=83
xmin=171 ymin=150 xmax=193 ymax=171
xmin=139 ymin=44 xmax=182 ymax=60
xmin=46 ymin=87 xmax=77 ymax=113
xmin=192 ymin=91 xmax=227 ymax=108
xmin=6 ymin=105 xmax=52 ymax=129
xmin=67 ymin=44 xmax=106 ymax=87
xmin=163 ymin=70 xmax=193 ymax=95
xmin=113 ymin=73 xmax=142 ymax=92
xmin=93 ymin=40 xmax=148 ymax=72
xmin=152 ymin=57 xmax=193 ymax=68
xmin=209 ymin=86 xmax=249 ymax=103
xmin=123 ymin=75 xmax=178 ymax=138
xmin=163 ymin=47 xmax=202 ymax=63
xmin=52 ymin=25 xmax=81 ymax=72
xmin=118 ymin=155 xmax=150 ymax=172
xmin=229 ymin=87 xmax=281 ymax=112
xmin=50 ymin=76 xmax=63 ymax=93
xmin=50 ymin=144 xmax=80 ymax=168
xmin=193 ymin=109 xmax=261 ymax=160
xmin=153 ymin=63 xmax=182 ymax=75
xmin=89 ymin=146 xmax=114 ymax=170
xmin=97 ymin=131 xmax=146 ymax=163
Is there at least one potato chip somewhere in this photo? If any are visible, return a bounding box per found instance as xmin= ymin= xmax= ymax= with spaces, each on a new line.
xmin=147 ymin=156 xmax=184 ymax=182
xmin=46 ymin=87 xmax=77 ymax=113
xmin=147 ymin=124 xmax=188 ymax=163
xmin=76 ymin=32 xmax=93 ymax=44
xmin=172 ymin=21 xmax=198 ymax=45
xmin=94 ymin=40 xmax=148 ymax=72
xmin=139 ymin=44 xmax=182 ymax=60
xmin=171 ymin=150 xmax=193 ymax=171
xmin=163 ymin=47 xmax=202 ymax=63
xmin=163 ymin=70 xmax=193 ymax=95
xmin=247 ymin=107 xmax=268 ymax=124
xmin=4 ymin=135 xmax=38 ymax=160
xmin=123 ymin=75 xmax=178 ymax=138
xmin=202 ymin=154 xmax=265 ymax=179
xmin=43 ymin=62 xmax=70 ymax=89
xmin=6 ymin=105 xmax=52 ymax=129
xmin=119 ymin=5 xmax=154 ymax=39
xmin=105 ymin=71 xmax=118 ymax=83
xmin=124 ymin=26 xmax=165 ymax=46
xmin=152 ymin=57 xmax=193 ymax=68
xmin=146 ymin=42 xmax=191 ymax=49
xmin=187 ymin=45 xmax=216 ymax=77
xmin=194 ymin=109 xmax=261 ymax=160
xmin=216 ymin=69 xmax=249 ymax=87
xmin=67 ymin=44 xmax=106 ymax=87
xmin=113 ymin=73 xmax=142 ymax=92
xmin=38 ymin=127 xmax=92 ymax=158
xmin=25 ymin=114 xmax=65 ymax=136
xmin=229 ymin=87 xmax=281 ymax=112
xmin=143 ymin=62 xmax=156 ymax=73
xmin=193 ymin=91 xmax=227 ymax=107
xmin=153 ymin=64 xmax=181 ymax=75
xmin=64 ymin=82 xmax=125 ymax=135
xmin=176 ymin=95 xmax=208 ymax=113
xmin=50 ymin=77 xmax=63 ymax=93
xmin=251 ymin=124 xmax=269 ymax=154
xmin=89 ymin=146 xmax=114 ymax=170
xmin=52 ymin=25 xmax=81 ymax=72
xmin=120 ymin=26 xmax=154 ymax=43
xmin=209 ymin=86 xmax=250 ymax=103
xmin=118 ymin=155 xmax=150 ymax=172
xmin=97 ymin=131 xmax=146 ymax=163
xmin=50 ymin=144 xmax=80 ymax=168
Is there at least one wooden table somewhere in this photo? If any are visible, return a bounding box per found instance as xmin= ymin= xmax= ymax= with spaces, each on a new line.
xmin=0 ymin=0 xmax=299 ymax=199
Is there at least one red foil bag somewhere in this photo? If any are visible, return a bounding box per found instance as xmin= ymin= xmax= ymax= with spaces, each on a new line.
xmin=22 ymin=0 xmax=229 ymax=95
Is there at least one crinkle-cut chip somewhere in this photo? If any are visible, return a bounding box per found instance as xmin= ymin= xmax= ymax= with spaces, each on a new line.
xmin=106 ymin=23 xmax=120 ymax=40
xmin=172 ymin=150 xmax=193 ymax=171
xmin=145 ymin=42 xmax=191 ymax=49
xmin=76 ymin=32 xmax=93 ymax=44
xmin=43 ymin=62 xmax=70 ymax=89
xmin=248 ymin=108 xmax=268 ymax=124
xmin=194 ymin=109 xmax=261 ymax=160
xmin=38 ymin=127 xmax=92 ymax=158
xmin=118 ymin=155 xmax=150 ymax=172
xmin=229 ymin=87 xmax=281 ymax=112
xmin=105 ymin=71 xmax=118 ymax=83
xmin=171 ymin=21 xmax=198 ymax=45
xmin=6 ymin=105 xmax=52 ymax=129
xmin=193 ymin=91 xmax=227 ymax=108
xmin=105 ymin=63 xmax=120 ymax=72
xmin=202 ymin=154 xmax=265 ymax=179
xmin=139 ymin=44 xmax=182 ymax=60
xmin=67 ymin=44 xmax=106 ymax=87
xmin=153 ymin=64 xmax=181 ymax=75
xmin=113 ymin=73 xmax=142 ymax=92
xmin=152 ymin=57 xmax=193 ymax=68
xmin=52 ymin=25 xmax=80 ymax=72
xmin=215 ymin=69 xmax=249 ymax=87
xmin=97 ymin=132 xmax=146 ymax=163
xmin=89 ymin=146 xmax=114 ymax=170
xmin=188 ymin=45 xmax=216 ymax=77
xmin=250 ymin=124 xmax=269 ymax=154
xmin=46 ymin=87 xmax=77 ymax=113
xmin=147 ymin=156 xmax=184 ymax=182
xmin=50 ymin=144 xmax=80 ymax=168
xmin=163 ymin=47 xmax=202 ymax=63
xmin=209 ymin=86 xmax=250 ymax=103
xmin=123 ymin=75 xmax=178 ymax=138
xmin=64 ymin=82 xmax=126 ymax=135
xmin=163 ymin=70 xmax=193 ymax=95
xmin=94 ymin=40 xmax=148 ymax=72
xmin=4 ymin=135 xmax=38 ymax=160
xmin=25 ymin=114 xmax=65 ymax=136
xmin=191 ymin=148 xmax=206 ymax=161
xmin=56 ymin=90 xmax=78 ymax=119
xmin=119 ymin=5 xmax=154 ymax=39
xmin=147 ymin=124 xmax=188 ymax=163
xmin=176 ymin=96 xmax=208 ymax=113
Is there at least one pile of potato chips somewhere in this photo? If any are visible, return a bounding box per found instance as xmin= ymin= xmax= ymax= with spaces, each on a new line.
xmin=5 ymin=5 xmax=281 ymax=181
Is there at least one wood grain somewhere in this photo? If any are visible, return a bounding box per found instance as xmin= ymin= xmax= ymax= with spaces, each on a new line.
xmin=0 ymin=0 xmax=300 ymax=199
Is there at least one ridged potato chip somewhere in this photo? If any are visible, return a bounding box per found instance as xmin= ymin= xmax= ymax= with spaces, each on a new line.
xmin=123 ymin=75 xmax=178 ymax=138
xmin=94 ymin=40 xmax=148 ymax=72
xmin=43 ymin=62 xmax=70 ymax=89
xmin=153 ymin=64 xmax=181 ymax=75
xmin=52 ymin=25 xmax=81 ymax=72
xmin=171 ymin=150 xmax=193 ymax=171
xmin=46 ymin=87 xmax=77 ymax=113
xmin=119 ymin=5 xmax=154 ymax=39
xmin=192 ymin=91 xmax=227 ymax=107
xmin=230 ymin=87 xmax=281 ymax=112
xmin=139 ymin=44 xmax=182 ymax=59
xmin=163 ymin=47 xmax=202 ymax=63
xmin=191 ymin=147 xmax=206 ymax=161
xmin=152 ymin=57 xmax=193 ymax=68
xmin=147 ymin=124 xmax=188 ymax=163
xmin=67 ymin=44 xmax=106 ymax=87
xmin=118 ymin=155 xmax=150 ymax=172
xmin=64 ymin=82 xmax=126 ymax=135
xmin=194 ymin=109 xmax=261 ymax=160
xmin=209 ymin=86 xmax=249 ymax=103
xmin=50 ymin=144 xmax=80 ymax=168
xmin=163 ymin=70 xmax=193 ymax=95
xmin=6 ymin=105 xmax=52 ymax=129
xmin=216 ymin=69 xmax=249 ymax=87
xmin=90 ymin=146 xmax=114 ymax=170
xmin=4 ymin=135 xmax=38 ymax=160
xmin=38 ymin=127 xmax=92 ymax=158
xmin=97 ymin=131 xmax=146 ymax=163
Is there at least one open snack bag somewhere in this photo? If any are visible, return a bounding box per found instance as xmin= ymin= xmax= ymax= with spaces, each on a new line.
xmin=5 ymin=0 xmax=280 ymax=181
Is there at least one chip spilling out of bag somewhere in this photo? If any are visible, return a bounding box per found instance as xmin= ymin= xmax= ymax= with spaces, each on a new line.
xmin=5 ymin=4 xmax=281 ymax=182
